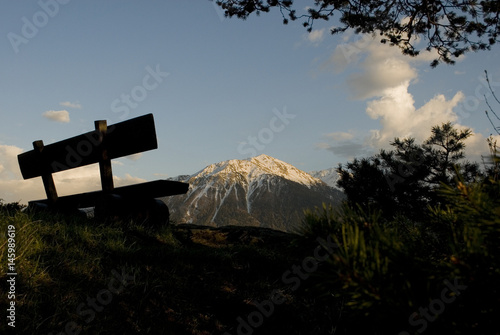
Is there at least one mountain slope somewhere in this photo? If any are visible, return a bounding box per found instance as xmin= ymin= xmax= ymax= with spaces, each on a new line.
xmin=163 ymin=155 xmax=344 ymax=232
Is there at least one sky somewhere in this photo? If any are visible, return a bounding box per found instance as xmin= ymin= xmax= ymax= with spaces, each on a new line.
xmin=1 ymin=1 xmax=500 ymax=204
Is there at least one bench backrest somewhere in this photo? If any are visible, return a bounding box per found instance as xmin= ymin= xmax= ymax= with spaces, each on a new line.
xmin=17 ymin=113 xmax=158 ymax=205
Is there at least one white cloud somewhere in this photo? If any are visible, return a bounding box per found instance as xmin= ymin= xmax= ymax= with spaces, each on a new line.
xmin=126 ymin=153 xmax=142 ymax=161
xmin=52 ymin=168 xmax=147 ymax=194
xmin=60 ymin=101 xmax=82 ymax=109
xmin=326 ymin=33 xmax=376 ymax=73
xmin=365 ymin=84 xmax=464 ymax=148
xmin=319 ymin=31 xmax=490 ymax=162
xmin=48 ymin=169 xmax=147 ymax=197
xmin=0 ymin=144 xmax=45 ymax=203
xmin=52 ymin=165 xmax=102 ymax=196
xmin=42 ymin=110 xmax=70 ymax=123
xmin=333 ymin=35 xmax=418 ymax=100
xmin=307 ymin=29 xmax=325 ymax=45
xmin=114 ymin=173 xmax=147 ymax=187
xmin=462 ymin=132 xmax=492 ymax=163
xmin=0 ymin=144 xmax=23 ymax=180
xmin=347 ymin=58 xmax=417 ymax=100
xmin=327 ymin=28 xmax=440 ymax=74
xmin=324 ymin=131 xmax=355 ymax=141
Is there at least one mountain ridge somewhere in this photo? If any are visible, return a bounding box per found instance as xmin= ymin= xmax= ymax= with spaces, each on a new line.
xmin=309 ymin=167 xmax=341 ymax=190
xmin=163 ymin=154 xmax=343 ymax=232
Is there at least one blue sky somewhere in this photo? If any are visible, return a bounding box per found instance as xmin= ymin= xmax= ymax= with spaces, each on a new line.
xmin=1 ymin=1 xmax=499 ymax=204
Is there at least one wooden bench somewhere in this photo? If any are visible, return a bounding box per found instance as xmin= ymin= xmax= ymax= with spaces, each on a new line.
xmin=17 ymin=113 xmax=189 ymax=223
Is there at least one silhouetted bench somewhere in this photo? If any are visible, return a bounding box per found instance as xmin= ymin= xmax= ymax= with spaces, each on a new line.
xmin=17 ymin=113 xmax=188 ymax=223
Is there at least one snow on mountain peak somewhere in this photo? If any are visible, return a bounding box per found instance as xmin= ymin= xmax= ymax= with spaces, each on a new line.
xmin=164 ymin=154 xmax=345 ymax=231
xmin=309 ymin=168 xmax=341 ymax=190
xmin=195 ymin=154 xmax=322 ymax=187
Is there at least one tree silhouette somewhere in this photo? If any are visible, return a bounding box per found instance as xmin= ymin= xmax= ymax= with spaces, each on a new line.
xmin=336 ymin=122 xmax=480 ymax=220
xmin=214 ymin=0 xmax=500 ymax=66
xmin=483 ymin=70 xmax=500 ymax=180
xmin=484 ymin=71 xmax=500 ymax=136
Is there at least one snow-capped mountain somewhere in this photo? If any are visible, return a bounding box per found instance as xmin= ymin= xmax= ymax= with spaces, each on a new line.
xmin=309 ymin=167 xmax=342 ymax=191
xmin=162 ymin=154 xmax=344 ymax=232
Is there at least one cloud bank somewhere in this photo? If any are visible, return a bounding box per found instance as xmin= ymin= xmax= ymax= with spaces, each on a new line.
xmin=319 ymin=32 xmax=492 ymax=162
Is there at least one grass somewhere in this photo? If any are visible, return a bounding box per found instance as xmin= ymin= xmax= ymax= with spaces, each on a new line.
xmin=0 ymin=205 xmax=338 ymax=335
xmin=6 ymin=186 xmax=497 ymax=335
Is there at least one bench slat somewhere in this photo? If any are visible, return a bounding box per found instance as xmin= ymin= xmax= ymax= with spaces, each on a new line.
xmin=28 ymin=180 xmax=189 ymax=209
xmin=18 ymin=114 xmax=158 ymax=179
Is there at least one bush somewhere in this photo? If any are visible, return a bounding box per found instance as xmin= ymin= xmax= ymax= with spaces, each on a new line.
xmin=0 ymin=199 xmax=25 ymax=215
xmin=299 ymin=176 xmax=500 ymax=334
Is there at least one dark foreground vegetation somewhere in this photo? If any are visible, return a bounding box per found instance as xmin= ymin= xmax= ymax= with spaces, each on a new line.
xmin=1 ymin=123 xmax=499 ymax=334
xmin=300 ymin=123 xmax=500 ymax=334
xmin=0 ymin=205 xmax=339 ymax=335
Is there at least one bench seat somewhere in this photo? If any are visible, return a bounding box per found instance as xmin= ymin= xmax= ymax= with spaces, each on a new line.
xmin=28 ymin=179 xmax=189 ymax=209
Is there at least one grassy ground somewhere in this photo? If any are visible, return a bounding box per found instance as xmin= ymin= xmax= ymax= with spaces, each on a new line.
xmin=0 ymin=208 xmax=339 ymax=335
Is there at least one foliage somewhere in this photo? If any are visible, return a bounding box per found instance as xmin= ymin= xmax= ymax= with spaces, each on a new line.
xmin=483 ymin=135 xmax=500 ymax=180
xmin=422 ymin=123 xmax=474 ymax=185
xmin=484 ymin=70 xmax=500 ymax=136
xmin=0 ymin=205 xmax=337 ymax=334
xmin=297 ymin=127 xmax=500 ymax=334
xmin=298 ymin=202 xmax=342 ymax=239
xmin=0 ymin=199 xmax=26 ymax=215
xmin=300 ymin=174 xmax=500 ymax=334
xmin=336 ymin=122 xmax=481 ymax=221
xmin=214 ymin=0 xmax=500 ymax=66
